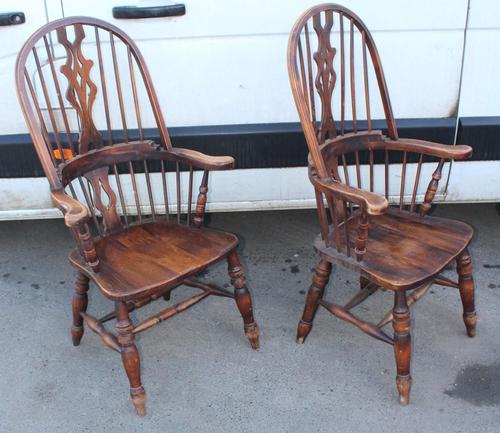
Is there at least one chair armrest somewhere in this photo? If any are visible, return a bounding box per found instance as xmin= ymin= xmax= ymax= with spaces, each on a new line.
xmin=168 ymin=148 xmax=235 ymax=170
xmin=383 ymin=137 xmax=472 ymax=160
xmin=312 ymin=177 xmax=389 ymax=216
xmin=51 ymin=190 xmax=89 ymax=228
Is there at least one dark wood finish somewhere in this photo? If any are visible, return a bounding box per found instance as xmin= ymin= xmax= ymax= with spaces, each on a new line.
xmin=392 ymin=292 xmax=412 ymax=405
xmin=288 ymin=4 xmax=477 ymax=405
xmin=314 ymin=208 xmax=473 ymax=291
xmin=69 ymin=222 xmax=239 ymax=301
xmin=71 ymin=272 xmax=89 ymax=346
xmin=297 ymin=259 xmax=332 ymax=343
xmin=457 ymin=248 xmax=477 ymax=337
xmin=228 ymin=250 xmax=259 ymax=349
xmin=16 ymin=17 xmax=258 ymax=416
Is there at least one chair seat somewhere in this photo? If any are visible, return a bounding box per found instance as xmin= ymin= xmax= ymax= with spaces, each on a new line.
xmin=70 ymin=222 xmax=238 ymax=301
xmin=314 ymin=209 xmax=473 ymax=290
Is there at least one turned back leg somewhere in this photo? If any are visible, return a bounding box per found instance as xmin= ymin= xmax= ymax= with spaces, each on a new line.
xmin=456 ymin=247 xmax=477 ymax=337
xmin=297 ymin=259 xmax=332 ymax=344
xmin=227 ymin=250 xmax=260 ymax=350
xmin=71 ymin=272 xmax=90 ymax=346
xmin=392 ymin=291 xmax=412 ymax=405
xmin=115 ymin=301 xmax=146 ymax=416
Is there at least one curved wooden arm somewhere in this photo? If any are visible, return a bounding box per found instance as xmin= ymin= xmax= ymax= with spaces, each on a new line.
xmin=169 ymin=148 xmax=235 ymax=170
xmin=51 ymin=190 xmax=99 ymax=271
xmin=383 ymin=137 xmax=472 ymax=160
xmin=51 ymin=190 xmax=89 ymax=227
xmin=311 ymin=177 xmax=389 ymax=216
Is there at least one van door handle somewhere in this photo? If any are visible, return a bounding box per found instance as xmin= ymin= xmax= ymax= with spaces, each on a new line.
xmin=112 ymin=4 xmax=185 ymax=19
xmin=0 ymin=12 xmax=25 ymax=26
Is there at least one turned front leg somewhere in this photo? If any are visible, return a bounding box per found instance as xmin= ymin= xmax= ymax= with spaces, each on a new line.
xmin=227 ymin=250 xmax=259 ymax=350
xmin=297 ymin=259 xmax=332 ymax=344
xmin=71 ymin=272 xmax=90 ymax=346
xmin=115 ymin=301 xmax=146 ymax=416
xmin=392 ymin=291 xmax=412 ymax=405
xmin=456 ymin=248 xmax=477 ymax=337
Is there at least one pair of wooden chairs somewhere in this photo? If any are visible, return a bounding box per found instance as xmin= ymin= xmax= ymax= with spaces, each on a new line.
xmin=15 ymin=4 xmax=476 ymax=415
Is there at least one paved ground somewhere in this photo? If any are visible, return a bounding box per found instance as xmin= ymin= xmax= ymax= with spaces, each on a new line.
xmin=0 ymin=204 xmax=499 ymax=433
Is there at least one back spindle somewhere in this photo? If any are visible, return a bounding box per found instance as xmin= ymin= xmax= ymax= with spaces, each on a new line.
xmin=420 ymin=158 xmax=445 ymax=216
xmin=193 ymin=170 xmax=209 ymax=227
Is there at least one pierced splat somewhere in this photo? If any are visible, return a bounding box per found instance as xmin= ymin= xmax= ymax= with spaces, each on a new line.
xmin=57 ymin=24 xmax=102 ymax=154
xmin=313 ymin=11 xmax=337 ymax=142
xmin=84 ymin=167 xmax=122 ymax=233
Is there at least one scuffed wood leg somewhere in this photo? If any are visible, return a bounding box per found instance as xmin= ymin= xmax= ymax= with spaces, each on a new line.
xmin=115 ymin=301 xmax=146 ymax=416
xmin=360 ymin=275 xmax=370 ymax=290
xmin=456 ymin=248 xmax=477 ymax=337
xmin=227 ymin=250 xmax=260 ymax=350
xmin=71 ymin=272 xmax=89 ymax=346
xmin=392 ymin=291 xmax=412 ymax=405
xmin=297 ymin=259 xmax=332 ymax=344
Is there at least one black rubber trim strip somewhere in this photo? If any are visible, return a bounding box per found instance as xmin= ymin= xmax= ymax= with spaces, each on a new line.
xmin=0 ymin=117 xmax=472 ymax=178
xmin=457 ymin=116 xmax=500 ymax=161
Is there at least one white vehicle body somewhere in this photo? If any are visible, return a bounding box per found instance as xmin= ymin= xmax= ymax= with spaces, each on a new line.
xmin=0 ymin=0 xmax=498 ymax=219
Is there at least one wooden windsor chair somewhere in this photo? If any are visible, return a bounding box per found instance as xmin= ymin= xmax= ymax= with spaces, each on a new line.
xmin=15 ymin=17 xmax=259 ymax=416
xmin=287 ymin=4 xmax=477 ymax=405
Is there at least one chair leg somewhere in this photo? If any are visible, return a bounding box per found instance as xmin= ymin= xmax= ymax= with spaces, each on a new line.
xmin=227 ymin=250 xmax=260 ymax=350
xmin=392 ymin=291 xmax=412 ymax=405
xmin=115 ymin=301 xmax=146 ymax=416
xmin=71 ymin=272 xmax=89 ymax=346
xmin=456 ymin=247 xmax=477 ymax=337
xmin=297 ymin=259 xmax=332 ymax=344
xmin=360 ymin=275 xmax=370 ymax=290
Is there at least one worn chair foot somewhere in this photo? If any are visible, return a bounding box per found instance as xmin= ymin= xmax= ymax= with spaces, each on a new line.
xmin=296 ymin=320 xmax=313 ymax=344
xmin=71 ymin=325 xmax=84 ymax=346
xmin=130 ymin=386 xmax=146 ymax=416
xmin=396 ymin=375 xmax=412 ymax=405
xmin=244 ymin=323 xmax=260 ymax=350
xmin=463 ymin=313 xmax=477 ymax=338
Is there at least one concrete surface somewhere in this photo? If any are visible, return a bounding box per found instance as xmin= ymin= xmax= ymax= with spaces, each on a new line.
xmin=0 ymin=204 xmax=499 ymax=433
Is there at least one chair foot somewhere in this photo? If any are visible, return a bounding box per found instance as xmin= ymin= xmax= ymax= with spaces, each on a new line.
xmin=296 ymin=259 xmax=332 ymax=345
xmin=244 ymin=323 xmax=260 ymax=350
xmin=227 ymin=250 xmax=260 ymax=350
xmin=71 ymin=272 xmax=89 ymax=346
xmin=131 ymin=386 xmax=146 ymax=416
xmin=463 ymin=313 xmax=477 ymax=338
xmin=296 ymin=320 xmax=312 ymax=344
xmin=71 ymin=328 xmax=84 ymax=346
xmin=396 ymin=375 xmax=412 ymax=405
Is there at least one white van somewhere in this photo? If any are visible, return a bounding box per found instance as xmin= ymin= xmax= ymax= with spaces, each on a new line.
xmin=0 ymin=0 xmax=499 ymax=219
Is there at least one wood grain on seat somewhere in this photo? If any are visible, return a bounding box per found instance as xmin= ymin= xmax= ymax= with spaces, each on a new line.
xmin=70 ymin=222 xmax=238 ymax=301
xmin=315 ymin=209 xmax=473 ymax=290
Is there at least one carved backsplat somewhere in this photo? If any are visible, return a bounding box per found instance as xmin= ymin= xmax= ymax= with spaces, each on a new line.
xmin=84 ymin=167 xmax=122 ymax=233
xmin=313 ymin=11 xmax=337 ymax=142
xmin=57 ymin=24 xmax=102 ymax=154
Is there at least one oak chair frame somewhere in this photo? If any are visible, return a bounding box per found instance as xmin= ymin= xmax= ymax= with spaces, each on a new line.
xmin=287 ymin=4 xmax=477 ymax=404
xmin=16 ymin=16 xmax=259 ymax=416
